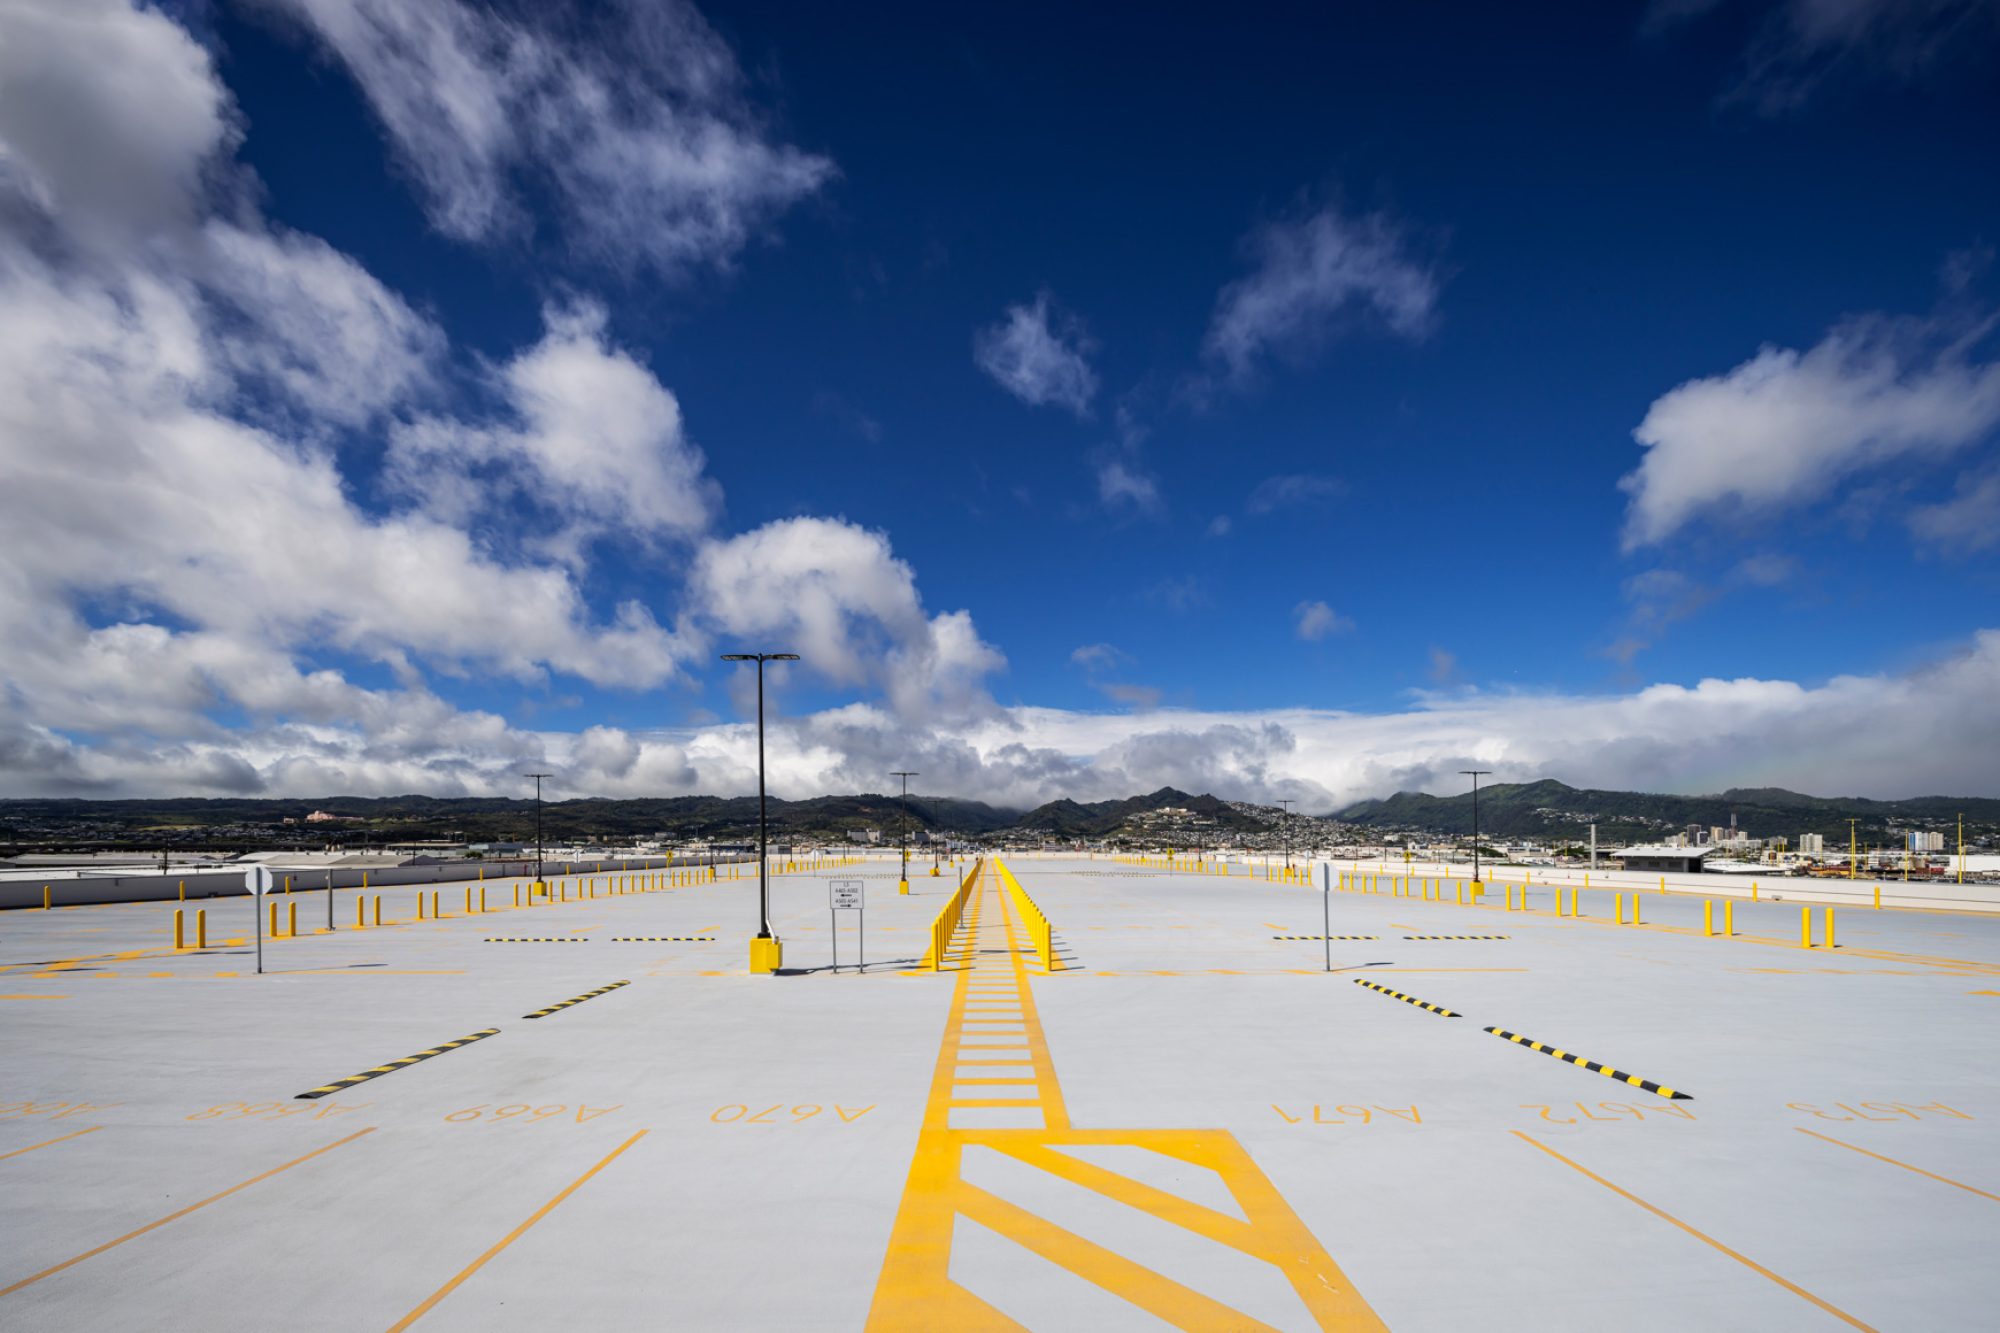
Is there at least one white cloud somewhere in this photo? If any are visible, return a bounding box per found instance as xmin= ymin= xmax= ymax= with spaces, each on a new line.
xmin=1202 ymin=203 xmax=1439 ymax=389
xmin=389 ymin=301 xmax=717 ymax=552
xmin=690 ymin=517 xmax=1005 ymax=720
xmin=1091 ymin=446 xmax=1163 ymax=515
xmin=1293 ymin=600 xmax=1354 ymax=642
xmin=1645 ymin=0 xmax=2000 ymax=113
xmin=0 ymin=0 xmax=238 ymax=240
xmin=258 ymin=0 xmax=834 ymax=275
xmin=1245 ymin=473 xmax=1346 ymax=514
xmin=14 ymin=629 xmax=2000 ymax=805
xmin=1069 ymin=643 xmax=1128 ymax=670
xmin=1621 ymin=308 xmax=2000 ymax=549
xmin=1911 ymin=466 xmax=2000 ymax=553
xmin=972 ymin=291 xmax=1098 ymax=416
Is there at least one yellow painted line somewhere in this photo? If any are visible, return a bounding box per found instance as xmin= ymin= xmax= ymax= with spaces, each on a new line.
xmin=0 ymin=1129 xmax=374 ymax=1297
xmin=1795 ymin=1127 xmax=2000 ymax=1203
xmin=387 ymin=1129 xmax=648 ymax=1331
xmin=1515 ymin=1132 xmax=1875 ymax=1330
xmin=0 ymin=1126 xmax=102 ymax=1162
xmin=0 ymin=994 xmax=69 ymax=1000
xmin=282 ymin=969 xmax=468 ymax=976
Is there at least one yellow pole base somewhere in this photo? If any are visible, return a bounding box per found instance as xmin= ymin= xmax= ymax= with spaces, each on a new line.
xmin=899 ymin=880 xmax=910 ymax=894
xmin=749 ymin=935 xmax=783 ymax=974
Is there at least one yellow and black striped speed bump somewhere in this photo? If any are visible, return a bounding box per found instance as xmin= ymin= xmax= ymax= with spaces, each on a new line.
xmin=484 ymin=937 xmax=589 ymax=943
xmin=1484 ymin=1027 xmax=1691 ymax=1099
xmin=294 ymin=1029 xmax=499 ymax=1099
xmin=524 ymin=979 xmax=630 ymax=1019
xmin=1353 ymin=979 xmax=1461 ymax=1017
xmin=1403 ymin=934 xmax=1510 ymax=940
xmin=1273 ymin=935 xmax=1379 ymax=940
xmin=609 ymin=937 xmax=715 ymax=942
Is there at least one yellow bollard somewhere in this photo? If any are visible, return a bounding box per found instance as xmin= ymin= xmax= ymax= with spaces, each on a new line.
xmin=1659 ymin=876 xmax=1665 ymax=895
xmin=464 ymin=887 xmax=472 ymax=914
xmin=1752 ymin=881 xmax=1759 ymax=902
xmin=196 ymin=908 xmax=207 ymax=948
xmin=432 ymin=890 xmax=440 ymax=919
xmin=1873 ymin=884 xmax=1880 ymax=910
xmin=1800 ymin=906 xmax=1813 ymax=949
xmin=174 ymin=908 xmax=185 ymax=949
xmin=1725 ymin=899 xmax=1734 ymax=936
xmin=357 ymin=897 xmax=367 ymax=928
xmin=373 ymin=896 xmax=382 ymax=927
xmin=418 ymin=893 xmax=427 ymax=920
xmin=480 ymin=887 xmax=487 ymax=913
xmin=1632 ymin=898 xmax=1642 ymax=925
xmin=269 ymin=900 xmax=280 ymax=936
xmin=514 ymin=885 xmax=522 ymax=908
xmin=562 ymin=882 xmax=569 ymax=903
xmin=1825 ymin=908 xmax=1836 ymax=949
xmin=178 ymin=879 xmax=185 ymax=903
xmin=1703 ymin=901 xmax=1713 ymax=936
xmin=1615 ymin=893 xmax=1624 ymax=925
xmin=287 ymin=901 xmax=298 ymax=938
xmin=43 ymin=885 xmax=51 ymax=910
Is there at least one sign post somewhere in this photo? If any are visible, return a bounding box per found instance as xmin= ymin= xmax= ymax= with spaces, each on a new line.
xmin=830 ymin=878 xmax=864 ymax=973
xmin=1320 ymin=862 xmax=1331 ymax=973
xmin=245 ymin=864 xmax=274 ymax=975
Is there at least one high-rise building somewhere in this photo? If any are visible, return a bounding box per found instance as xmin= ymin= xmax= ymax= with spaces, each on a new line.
xmin=1799 ymin=833 xmax=1825 ymax=854
xmin=1908 ymin=831 xmax=1944 ymax=853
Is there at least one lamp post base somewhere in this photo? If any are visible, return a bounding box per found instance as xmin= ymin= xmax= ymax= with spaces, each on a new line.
xmin=898 ymin=880 xmax=910 ymax=895
xmin=749 ymin=935 xmax=783 ymax=974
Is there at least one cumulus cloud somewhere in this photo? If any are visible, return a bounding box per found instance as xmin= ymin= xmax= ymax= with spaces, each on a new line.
xmin=1645 ymin=0 xmax=2000 ymax=113
xmin=691 ymin=517 xmax=1005 ymax=720
xmin=1621 ymin=307 xmax=2000 ymax=549
xmin=1245 ymin=473 xmax=1346 ymax=514
xmin=1293 ymin=600 xmax=1354 ymax=641
xmin=972 ymin=290 xmax=1099 ymax=416
xmin=0 ymin=0 xmax=238 ymax=241
xmin=1911 ymin=466 xmax=2000 ymax=553
xmin=1069 ymin=643 xmax=1129 ymax=670
xmin=389 ymin=301 xmax=718 ymax=553
xmin=257 ymin=0 xmax=834 ymax=275
xmin=1201 ymin=202 xmax=1439 ymax=390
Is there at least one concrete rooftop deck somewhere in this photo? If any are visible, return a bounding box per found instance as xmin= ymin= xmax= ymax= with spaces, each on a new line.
xmin=4 ymin=855 xmax=1997 ymax=1330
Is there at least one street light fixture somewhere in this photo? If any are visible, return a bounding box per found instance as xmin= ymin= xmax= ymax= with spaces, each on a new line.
xmin=721 ymin=652 xmax=800 ymax=974
xmin=523 ymin=772 xmax=552 ymax=897
xmin=892 ymin=771 xmax=918 ymax=894
xmin=1460 ymin=770 xmax=1492 ymax=886
xmin=1277 ymin=798 xmax=1295 ymax=874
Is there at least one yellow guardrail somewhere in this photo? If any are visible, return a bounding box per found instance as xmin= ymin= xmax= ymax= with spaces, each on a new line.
xmin=923 ymin=859 xmax=981 ymax=971
xmin=995 ymin=858 xmax=1059 ymax=972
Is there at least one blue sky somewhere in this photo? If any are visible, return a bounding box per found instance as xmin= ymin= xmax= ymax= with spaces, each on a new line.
xmin=0 ymin=0 xmax=1996 ymax=807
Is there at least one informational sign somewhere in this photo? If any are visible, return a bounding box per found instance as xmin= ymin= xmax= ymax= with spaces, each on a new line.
xmin=830 ymin=879 xmax=865 ymax=973
xmin=246 ymin=864 xmax=274 ymax=976
xmin=244 ymin=864 xmax=275 ymax=896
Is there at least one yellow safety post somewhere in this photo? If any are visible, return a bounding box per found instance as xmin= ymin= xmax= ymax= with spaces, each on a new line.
xmin=174 ymin=909 xmax=185 ymax=949
xmin=1632 ymin=898 xmax=1642 ymax=925
xmin=178 ymin=879 xmax=185 ymax=903
xmin=1703 ymin=900 xmax=1713 ymax=936
xmin=269 ymin=900 xmax=280 ymax=936
xmin=373 ymin=896 xmax=382 ymax=927
xmin=1615 ymin=893 xmax=1624 ymax=925
xmin=562 ymin=882 xmax=569 ymax=902
xmin=287 ymin=901 xmax=298 ymax=937
xmin=1659 ymin=876 xmax=1666 ymax=894
xmin=196 ymin=908 xmax=207 ymax=948
xmin=480 ymin=887 xmax=487 ymax=913
xmin=1752 ymin=882 xmax=1759 ymax=902
xmin=363 ymin=872 xmax=370 ymax=891
xmin=514 ymin=885 xmax=522 ymax=908
xmin=431 ymin=890 xmax=440 ymax=919
xmin=1873 ymin=885 xmax=1881 ymax=910
xmin=418 ymin=893 xmax=427 ymax=920
xmin=1724 ymin=900 xmax=1734 ymax=936
xmin=357 ymin=897 xmax=367 ymax=928
xmin=1825 ymin=908 xmax=1836 ymax=950
xmin=464 ymin=887 xmax=472 ymax=914
xmin=1584 ymin=873 xmax=1590 ymax=888
xmin=1800 ymin=906 xmax=1813 ymax=949
xmin=43 ymin=885 xmax=51 ymax=910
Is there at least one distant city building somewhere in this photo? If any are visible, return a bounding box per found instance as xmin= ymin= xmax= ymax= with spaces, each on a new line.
xmin=1908 ymin=831 xmax=1945 ymax=852
xmin=1799 ymin=833 xmax=1825 ymax=854
xmin=1614 ymin=845 xmax=1718 ymax=874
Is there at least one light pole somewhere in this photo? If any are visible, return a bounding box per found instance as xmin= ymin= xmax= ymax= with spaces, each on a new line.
xmin=1461 ymin=770 xmax=1491 ymax=885
xmin=722 ymin=652 xmax=800 ymax=973
xmin=893 ymin=771 xmax=918 ymax=894
xmin=523 ymin=772 xmax=551 ymax=896
xmin=1277 ymin=798 xmax=1294 ymax=875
